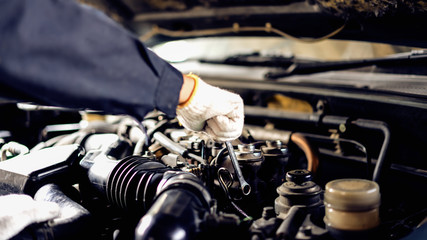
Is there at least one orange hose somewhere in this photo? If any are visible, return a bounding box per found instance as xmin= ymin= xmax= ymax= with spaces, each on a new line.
xmin=290 ymin=133 xmax=319 ymax=174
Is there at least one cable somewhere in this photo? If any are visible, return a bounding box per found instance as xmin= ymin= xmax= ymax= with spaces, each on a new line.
xmin=140 ymin=22 xmax=346 ymax=43
xmin=217 ymin=168 xmax=252 ymax=219
xmin=351 ymin=119 xmax=390 ymax=183
xmin=300 ymin=132 xmax=371 ymax=179
xmin=1 ymin=142 xmax=29 ymax=161
xmin=129 ymin=116 xmax=150 ymax=155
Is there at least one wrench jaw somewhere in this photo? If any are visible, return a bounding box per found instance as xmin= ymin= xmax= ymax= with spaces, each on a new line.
xmin=225 ymin=141 xmax=252 ymax=196
xmin=240 ymin=181 xmax=252 ymax=196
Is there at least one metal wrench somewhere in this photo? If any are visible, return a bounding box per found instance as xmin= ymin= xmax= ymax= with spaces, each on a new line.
xmin=225 ymin=141 xmax=251 ymax=196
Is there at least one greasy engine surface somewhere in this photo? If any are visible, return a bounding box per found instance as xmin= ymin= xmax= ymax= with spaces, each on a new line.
xmin=0 ymin=102 xmax=426 ymax=240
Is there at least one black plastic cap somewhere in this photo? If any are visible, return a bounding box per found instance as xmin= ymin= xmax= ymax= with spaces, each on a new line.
xmin=285 ymin=169 xmax=312 ymax=184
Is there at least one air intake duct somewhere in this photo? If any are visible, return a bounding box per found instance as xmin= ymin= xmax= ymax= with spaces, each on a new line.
xmin=105 ymin=156 xmax=171 ymax=214
xmin=81 ymin=154 xmax=211 ymax=239
xmin=135 ymin=171 xmax=212 ymax=240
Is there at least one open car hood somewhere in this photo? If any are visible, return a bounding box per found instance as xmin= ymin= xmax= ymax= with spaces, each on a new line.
xmin=104 ymin=0 xmax=427 ymax=47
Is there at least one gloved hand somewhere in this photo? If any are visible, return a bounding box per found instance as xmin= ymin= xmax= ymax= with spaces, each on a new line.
xmin=0 ymin=194 xmax=60 ymax=239
xmin=176 ymin=74 xmax=244 ymax=142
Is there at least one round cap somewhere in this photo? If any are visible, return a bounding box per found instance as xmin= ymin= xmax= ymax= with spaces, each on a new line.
xmin=324 ymin=179 xmax=380 ymax=211
xmin=286 ymin=169 xmax=312 ymax=184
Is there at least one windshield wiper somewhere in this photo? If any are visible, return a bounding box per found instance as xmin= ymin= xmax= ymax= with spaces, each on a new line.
xmin=265 ymin=49 xmax=427 ymax=79
xmin=199 ymin=52 xmax=296 ymax=68
xmin=197 ymin=50 xmax=427 ymax=79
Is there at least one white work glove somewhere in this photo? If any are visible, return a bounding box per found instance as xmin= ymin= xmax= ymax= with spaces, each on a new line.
xmin=176 ymin=75 xmax=244 ymax=142
xmin=0 ymin=194 xmax=60 ymax=239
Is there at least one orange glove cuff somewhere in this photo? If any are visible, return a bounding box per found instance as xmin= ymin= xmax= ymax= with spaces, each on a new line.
xmin=178 ymin=73 xmax=200 ymax=108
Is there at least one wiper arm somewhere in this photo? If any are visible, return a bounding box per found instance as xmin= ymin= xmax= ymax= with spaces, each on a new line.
xmin=265 ymin=49 xmax=427 ymax=79
xmin=199 ymin=52 xmax=296 ymax=68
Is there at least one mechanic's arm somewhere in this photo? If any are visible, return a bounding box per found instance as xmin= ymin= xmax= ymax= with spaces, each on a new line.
xmin=0 ymin=0 xmax=182 ymax=118
xmin=0 ymin=0 xmax=243 ymax=141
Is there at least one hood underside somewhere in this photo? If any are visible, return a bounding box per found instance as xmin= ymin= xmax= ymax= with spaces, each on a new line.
xmin=85 ymin=0 xmax=427 ymax=47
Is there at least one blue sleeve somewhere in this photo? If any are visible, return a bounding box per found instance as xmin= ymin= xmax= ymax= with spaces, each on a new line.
xmin=0 ymin=0 xmax=183 ymax=119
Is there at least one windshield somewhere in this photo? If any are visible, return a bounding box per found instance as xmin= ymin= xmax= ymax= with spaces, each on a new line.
xmin=152 ymin=37 xmax=416 ymax=62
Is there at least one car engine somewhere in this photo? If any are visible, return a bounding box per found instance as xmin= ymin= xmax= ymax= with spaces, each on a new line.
xmin=0 ymin=96 xmax=426 ymax=240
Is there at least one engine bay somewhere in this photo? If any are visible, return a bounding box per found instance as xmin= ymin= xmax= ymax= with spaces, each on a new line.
xmin=0 ymin=85 xmax=426 ymax=240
